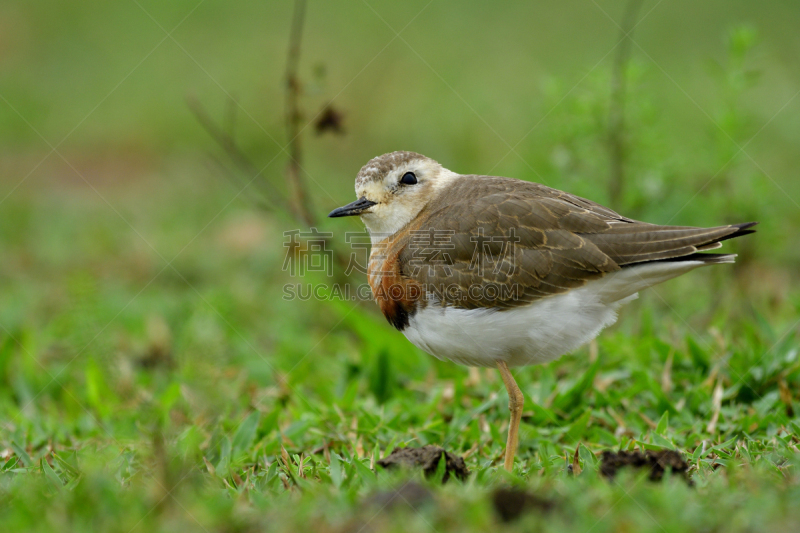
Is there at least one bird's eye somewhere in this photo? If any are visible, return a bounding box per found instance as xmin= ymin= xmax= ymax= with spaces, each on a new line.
xmin=400 ymin=172 xmax=417 ymax=185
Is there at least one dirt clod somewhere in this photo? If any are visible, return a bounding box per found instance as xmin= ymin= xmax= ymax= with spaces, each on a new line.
xmin=376 ymin=445 xmax=470 ymax=483
xmin=600 ymin=449 xmax=691 ymax=483
xmin=491 ymin=487 xmax=556 ymax=523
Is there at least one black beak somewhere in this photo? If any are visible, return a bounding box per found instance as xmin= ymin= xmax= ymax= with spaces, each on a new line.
xmin=328 ymin=197 xmax=377 ymax=218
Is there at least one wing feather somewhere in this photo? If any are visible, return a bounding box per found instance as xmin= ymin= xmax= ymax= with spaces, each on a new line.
xmin=392 ymin=176 xmax=755 ymax=310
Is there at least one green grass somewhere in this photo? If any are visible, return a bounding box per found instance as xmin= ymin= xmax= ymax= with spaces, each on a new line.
xmin=2 ymin=1 xmax=800 ymax=531
xmin=1 ymin=171 xmax=799 ymax=532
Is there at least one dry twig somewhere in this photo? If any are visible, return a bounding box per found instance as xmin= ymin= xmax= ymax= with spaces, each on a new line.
xmin=284 ymin=0 xmax=316 ymax=227
xmin=187 ymin=0 xmax=357 ymax=274
xmin=608 ymin=0 xmax=645 ymax=206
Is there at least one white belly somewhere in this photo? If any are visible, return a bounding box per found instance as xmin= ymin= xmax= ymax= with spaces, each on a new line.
xmin=402 ymin=261 xmax=708 ymax=367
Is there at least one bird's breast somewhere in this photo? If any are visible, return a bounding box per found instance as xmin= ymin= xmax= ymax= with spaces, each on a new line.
xmin=368 ymin=246 xmax=423 ymax=331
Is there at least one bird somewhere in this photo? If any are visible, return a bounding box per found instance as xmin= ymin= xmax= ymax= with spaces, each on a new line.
xmin=328 ymin=151 xmax=757 ymax=472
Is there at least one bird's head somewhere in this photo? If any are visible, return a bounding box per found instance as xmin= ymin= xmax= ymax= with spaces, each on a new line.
xmin=328 ymin=151 xmax=457 ymax=239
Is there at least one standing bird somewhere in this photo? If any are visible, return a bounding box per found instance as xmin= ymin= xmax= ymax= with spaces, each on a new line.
xmin=328 ymin=151 xmax=756 ymax=471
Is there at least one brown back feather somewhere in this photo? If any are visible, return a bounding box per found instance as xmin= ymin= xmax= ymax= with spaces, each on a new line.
xmin=379 ymin=175 xmax=756 ymax=311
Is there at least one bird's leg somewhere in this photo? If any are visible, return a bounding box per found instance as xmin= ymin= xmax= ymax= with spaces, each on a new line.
xmin=496 ymin=361 xmax=524 ymax=472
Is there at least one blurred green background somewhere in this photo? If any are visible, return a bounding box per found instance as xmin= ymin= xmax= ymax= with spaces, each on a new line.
xmin=1 ymin=1 xmax=799 ymax=531
xmin=2 ymin=0 xmax=798 ymax=362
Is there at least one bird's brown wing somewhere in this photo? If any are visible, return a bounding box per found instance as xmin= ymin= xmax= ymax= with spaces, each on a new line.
xmin=395 ymin=175 xmax=755 ymax=310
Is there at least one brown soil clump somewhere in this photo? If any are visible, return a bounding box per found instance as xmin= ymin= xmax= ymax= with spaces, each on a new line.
xmin=376 ymin=445 xmax=470 ymax=483
xmin=600 ymin=449 xmax=691 ymax=483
